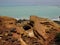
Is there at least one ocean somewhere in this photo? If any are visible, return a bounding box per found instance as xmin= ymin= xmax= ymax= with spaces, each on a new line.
xmin=0 ymin=6 xmax=60 ymax=19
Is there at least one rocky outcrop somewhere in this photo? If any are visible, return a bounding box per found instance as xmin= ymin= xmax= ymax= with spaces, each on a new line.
xmin=30 ymin=16 xmax=60 ymax=45
xmin=0 ymin=16 xmax=60 ymax=45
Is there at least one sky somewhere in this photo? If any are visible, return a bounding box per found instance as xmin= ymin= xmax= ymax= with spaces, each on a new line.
xmin=0 ymin=0 xmax=60 ymax=6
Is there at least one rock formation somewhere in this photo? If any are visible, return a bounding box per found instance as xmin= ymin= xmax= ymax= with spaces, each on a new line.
xmin=0 ymin=16 xmax=60 ymax=45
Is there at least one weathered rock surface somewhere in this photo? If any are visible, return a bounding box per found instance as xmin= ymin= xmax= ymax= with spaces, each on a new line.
xmin=0 ymin=16 xmax=60 ymax=45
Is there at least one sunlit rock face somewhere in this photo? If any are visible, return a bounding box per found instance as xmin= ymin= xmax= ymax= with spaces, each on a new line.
xmin=0 ymin=16 xmax=60 ymax=45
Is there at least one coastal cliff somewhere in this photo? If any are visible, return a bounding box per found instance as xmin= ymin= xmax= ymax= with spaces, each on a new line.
xmin=0 ymin=16 xmax=60 ymax=45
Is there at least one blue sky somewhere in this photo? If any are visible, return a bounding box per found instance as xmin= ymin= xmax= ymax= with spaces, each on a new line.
xmin=0 ymin=0 xmax=60 ymax=6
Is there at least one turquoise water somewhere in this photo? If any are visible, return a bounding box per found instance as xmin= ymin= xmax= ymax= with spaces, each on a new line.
xmin=0 ymin=6 xmax=60 ymax=19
